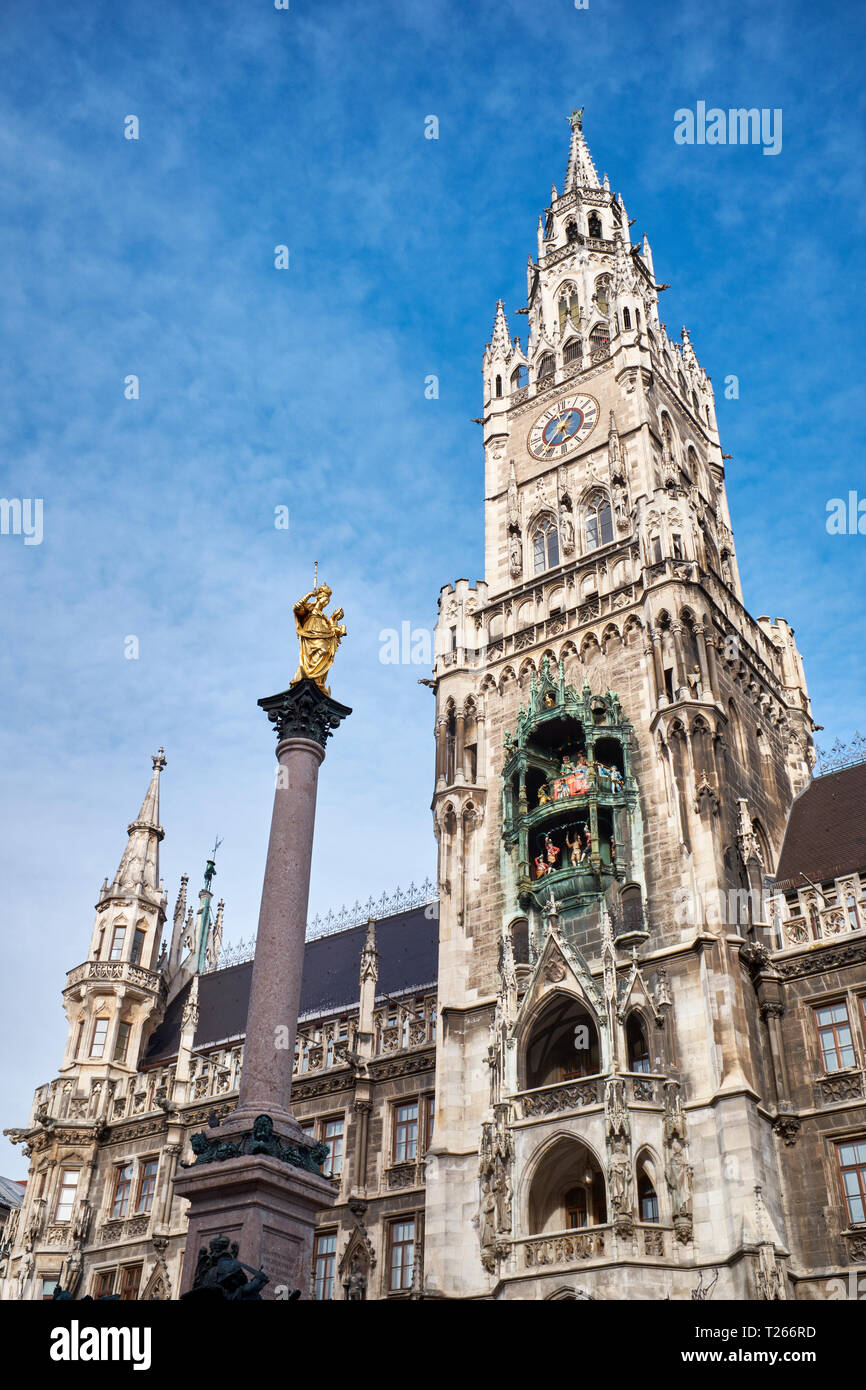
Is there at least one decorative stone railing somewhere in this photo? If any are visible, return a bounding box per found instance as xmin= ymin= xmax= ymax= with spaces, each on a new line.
xmin=295 ymin=995 xmax=436 ymax=1078
xmin=385 ymin=1161 xmax=424 ymax=1191
xmin=522 ymin=1226 xmax=609 ymax=1269
xmin=99 ymin=1213 xmax=151 ymax=1243
xmin=781 ymin=907 xmax=863 ymax=949
xmin=841 ymin=1228 xmax=866 ymax=1264
xmin=519 ymin=1076 xmax=602 ymax=1118
xmin=65 ymin=959 xmax=162 ymax=993
xmin=814 ymin=1070 xmax=864 ymax=1107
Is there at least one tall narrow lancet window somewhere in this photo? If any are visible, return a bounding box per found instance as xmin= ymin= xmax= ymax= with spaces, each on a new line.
xmin=587 ymin=211 xmax=602 ymax=238
xmin=622 ymin=306 xmax=632 ymax=330
xmin=533 ymin=518 xmax=559 ymax=574
xmin=585 ymin=493 xmax=614 ymax=550
xmin=558 ymin=285 xmax=581 ymax=333
xmin=538 ymin=353 xmax=555 ymax=381
xmin=589 ymin=324 xmax=610 ymax=361
xmin=627 ymin=1014 xmax=651 ymax=1073
xmin=638 ymin=1167 xmax=659 ymax=1223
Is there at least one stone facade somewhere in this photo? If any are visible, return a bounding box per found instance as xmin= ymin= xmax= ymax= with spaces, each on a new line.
xmin=2 ymin=115 xmax=865 ymax=1304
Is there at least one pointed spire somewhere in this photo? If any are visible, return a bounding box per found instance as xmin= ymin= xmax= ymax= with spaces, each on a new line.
xmin=680 ymin=325 xmax=697 ymax=369
xmin=169 ymin=873 xmax=189 ymax=972
xmin=104 ymin=749 xmax=166 ymax=901
xmin=488 ymin=299 xmax=511 ymax=357
xmin=564 ymin=107 xmax=600 ymax=192
xmin=641 ymin=233 xmax=655 ymax=277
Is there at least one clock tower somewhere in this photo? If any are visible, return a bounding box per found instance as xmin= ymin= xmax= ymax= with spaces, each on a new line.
xmin=423 ymin=111 xmax=815 ymax=1299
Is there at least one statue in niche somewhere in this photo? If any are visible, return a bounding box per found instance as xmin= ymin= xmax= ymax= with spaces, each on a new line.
xmin=544 ymin=834 xmax=561 ymax=869
xmin=344 ymin=1256 xmax=367 ymax=1301
xmin=538 ymin=782 xmax=550 ymax=805
xmin=561 ymin=514 xmax=575 ymax=555
xmin=509 ymin=534 xmax=523 ymax=577
xmin=686 ymin=665 xmax=702 ymax=698
xmin=608 ymin=1133 xmax=633 ymax=1215
xmin=534 ymin=853 xmax=551 ymax=879
xmin=566 ymin=827 xmax=586 ymax=866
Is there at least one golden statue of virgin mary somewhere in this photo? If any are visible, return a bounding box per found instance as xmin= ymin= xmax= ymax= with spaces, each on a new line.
xmin=290 ymin=579 xmax=346 ymax=695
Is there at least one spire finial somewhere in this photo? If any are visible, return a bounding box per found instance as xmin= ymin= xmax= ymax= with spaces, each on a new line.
xmin=567 ymin=106 xmax=584 ymax=132
xmin=152 ymin=747 xmax=166 ymax=772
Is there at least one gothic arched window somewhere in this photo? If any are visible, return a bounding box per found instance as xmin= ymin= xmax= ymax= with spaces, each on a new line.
xmin=566 ymin=219 xmax=579 ymax=243
xmin=587 ymin=211 xmax=602 ymax=238
xmin=638 ymin=1166 xmax=659 ymax=1223
xmin=558 ymin=284 xmax=581 ymax=334
xmin=585 ymin=493 xmax=614 ymax=550
xmin=533 ymin=518 xmax=559 ymax=574
xmin=622 ymin=306 xmax=632 ymax=330
xmin=594 ymin=277 xmax=610 ymax=316
xmin=589 ymin=324 xmax=610 ymax=361
xmin=564 ymin=338 xmax=582 ymax=365
xmin=495 ymin=374 xmax=502 ymax=398
xmin=511 ymin=364 xmax=528 ymax=390
xmin=538 ymin=353 xmax=555 ymax=381
xmin=626 ymin=1014 xmax=651 ymax=1073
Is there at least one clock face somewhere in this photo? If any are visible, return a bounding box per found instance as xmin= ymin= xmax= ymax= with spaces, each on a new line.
xmin=527 ymin=393 xmax=600 ymax=461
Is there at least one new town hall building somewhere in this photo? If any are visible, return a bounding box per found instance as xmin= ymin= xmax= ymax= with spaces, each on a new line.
xmin=2 ymin=116 xmax=865 ymax=1302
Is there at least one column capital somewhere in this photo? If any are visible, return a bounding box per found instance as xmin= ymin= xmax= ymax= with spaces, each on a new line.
xmin=258 ymin=678 xmax=352 ymax=749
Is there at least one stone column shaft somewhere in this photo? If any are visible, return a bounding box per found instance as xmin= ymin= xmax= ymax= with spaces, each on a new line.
xmin=235 ymin=735 xmax=324 ymax=1127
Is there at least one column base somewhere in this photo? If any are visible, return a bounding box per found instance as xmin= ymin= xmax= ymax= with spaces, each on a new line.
xmin=173 ymin=1153 xmax=337 ymax=1299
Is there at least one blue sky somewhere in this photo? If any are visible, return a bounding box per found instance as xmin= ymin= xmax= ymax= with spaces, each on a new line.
xmin=1 ymin=0 xmax=864 ymax=1174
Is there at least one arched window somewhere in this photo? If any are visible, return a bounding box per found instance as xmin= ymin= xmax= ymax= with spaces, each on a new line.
xmin=538 ymin=353 xmax=555 ymax=381
xmin=585 ymin=493 xmax=614 ymax=550
xmin=638 ymin=1166 xmax=659 ymax=1223
xmin=524 ymin=995 xmax=600 ymax=1089
xmin=558 ymin=285 xmax=581 ymax=333
xmin=594 ymin=277 xmax=610 ymax=316
xmin=622 ymin=306 xmax=632 ymax=330
xmin=528 ymin=1138 xmax=607 ymax=1233
xmin=511 ymin=364 xmax=528 ymax=390
xmin=566 ymin=218 xmax=579 ymax=243
xmin=587 ymin=211 xmax=602 ymax=238
xmin=533 ymin=518 xmax=559 ymax=574
xmin=511 ymin=917 xmax=530 ymax=964
xmin=495 ymin=374 xmax=502 ymax=398
xmin=563 ymin=338 xmax=582 ymax=365
xmin=635 ymin=305 xmax=641 ymax=327
xmin=589 ymin=324 xmax=610 ymax=361
xmin=626 ymin=1014 xmax=651 ymax=1073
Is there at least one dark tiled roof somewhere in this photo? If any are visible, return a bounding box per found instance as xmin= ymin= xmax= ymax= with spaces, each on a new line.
xmin=774 ymin=762 xmax=866 ymax=890
xmin=143 ymin=904 xmax=438 ymax=1063
xmin=0 ymin=1176 xmax=25 ymax=1209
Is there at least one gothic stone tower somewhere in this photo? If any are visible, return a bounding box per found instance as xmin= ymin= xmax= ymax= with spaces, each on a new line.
xmin=424 ymin=112 xmax=814 ymax=1300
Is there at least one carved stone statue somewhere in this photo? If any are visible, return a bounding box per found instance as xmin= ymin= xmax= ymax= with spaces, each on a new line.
xmin=509 ymin=534 xmax=522 ymax=578
xmin=608 ymin=1133 xmax=633 ymax=1214
xmin=291 ymin=580 xmax=347 ymax=695
xmin=344 ymin=1256 xmax=367 ymax=1301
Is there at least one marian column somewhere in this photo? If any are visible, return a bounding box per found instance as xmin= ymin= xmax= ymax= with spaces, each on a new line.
xmin=174 ymin=579 xmax=351 ymax=1298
